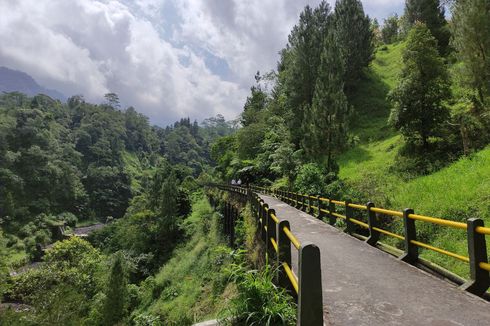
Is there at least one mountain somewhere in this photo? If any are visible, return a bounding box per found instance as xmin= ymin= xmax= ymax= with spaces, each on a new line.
xmin=0 ymin=66 xmax=66 ymax=101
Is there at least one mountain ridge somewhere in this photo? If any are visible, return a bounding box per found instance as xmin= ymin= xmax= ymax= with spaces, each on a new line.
xmin=0 ymin=66 xmax=66 ymax=101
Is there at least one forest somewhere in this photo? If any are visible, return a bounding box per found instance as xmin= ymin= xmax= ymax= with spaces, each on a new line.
xmin=1 ymin=0 xmax=490 ymax=325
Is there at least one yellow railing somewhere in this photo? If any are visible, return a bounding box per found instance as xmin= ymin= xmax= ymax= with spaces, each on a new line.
xmin=248 ymin=184 xmax=490 ymax=296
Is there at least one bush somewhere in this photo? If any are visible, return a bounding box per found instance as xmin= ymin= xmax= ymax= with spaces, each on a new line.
xmin=57 ymin=212 xmax=78 ymax=227
xmin=294 ymin=163 xmax=326 ymax=195
xmin=221 ymin=261 xmax=296 ymax=326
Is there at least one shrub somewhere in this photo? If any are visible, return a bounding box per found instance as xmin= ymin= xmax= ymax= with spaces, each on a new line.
xmin=221 ymin=262 xmax=296 ymax=326
xmin=294 ymin=163 xmax=326 ymax=195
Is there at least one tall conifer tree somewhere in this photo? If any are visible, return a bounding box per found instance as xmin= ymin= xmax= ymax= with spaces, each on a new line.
xmin=303 ymin=31 xmax=349 ymax=171
xmin=333 ymin=0 xmax=374 ymax=92
xmin=404 ymin=0 xmax=450 ymax=54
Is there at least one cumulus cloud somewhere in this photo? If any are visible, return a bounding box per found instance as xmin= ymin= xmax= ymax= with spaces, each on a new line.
xmin=0 ymin=0 xmax=403 ymax=125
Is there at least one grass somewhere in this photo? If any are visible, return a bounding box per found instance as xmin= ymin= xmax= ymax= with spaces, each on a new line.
xmin=349 ymin=42 xmax=404 ymax=142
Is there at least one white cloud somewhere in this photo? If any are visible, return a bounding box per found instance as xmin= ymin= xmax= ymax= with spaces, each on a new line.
xmin=0 ymin=0 xmax=404 ymax=125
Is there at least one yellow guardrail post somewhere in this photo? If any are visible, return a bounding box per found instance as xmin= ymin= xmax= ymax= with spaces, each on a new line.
xmin=261 ymin=203 xmax=269 ymax=246
xmin=328 ymin=199 xmax=336 ymax=225
xmin=277 ymin=220 xmax=295 ymax=295
xmin=344 ymin=199 xmax=355 ymax=233
xmin=298 ymin=242 xmax=323 ymax=326
xmin=461 ymin=218 xmax=490 ymax=295
xmin=267 ymin=208 xmax=277 ymax=261
xmin=400 ymin=208 xmax=418 ymax=264
xmin=366 ymin=202 xmax=380 ymax=246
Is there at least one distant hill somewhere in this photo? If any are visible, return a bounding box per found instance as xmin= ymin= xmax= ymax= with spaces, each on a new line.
xmin=0 ymin=66 xmax=66 ymax=101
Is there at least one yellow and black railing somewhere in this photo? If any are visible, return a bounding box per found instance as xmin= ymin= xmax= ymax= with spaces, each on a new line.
xmin=216 ymin=184 xmax=323 ymax=326
xmin=251 ymin=185 xmax=490 ymax=296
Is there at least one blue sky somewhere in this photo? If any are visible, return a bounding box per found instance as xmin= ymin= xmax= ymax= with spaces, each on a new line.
xmin=0 ymin=0 xmax=405 ymax=126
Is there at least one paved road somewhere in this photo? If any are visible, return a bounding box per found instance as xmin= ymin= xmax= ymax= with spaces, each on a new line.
xmin=260 ymin=194 xmax=490 ymax=326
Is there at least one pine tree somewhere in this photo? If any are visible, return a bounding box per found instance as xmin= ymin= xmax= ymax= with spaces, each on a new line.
xmin=103 ymin=252 xmax=127 ymax=325
xmin=404 ymin=0 xmax=450 ymax=55
xmin=303 ymin=31 xmax=349 ymax=171
xmin=281 ymin=1 xmax=332 ymax=147
xmin=389 ymin=22 xmax=450 ymax=148
xmin=451 ymin=0 xmax=490 ymax=105
xmin=333 ymin=0 xmax=374 ymax=92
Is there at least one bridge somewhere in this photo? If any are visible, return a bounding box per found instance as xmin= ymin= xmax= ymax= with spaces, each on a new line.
xmin=214 ymin=185 xmax=490 ymax=326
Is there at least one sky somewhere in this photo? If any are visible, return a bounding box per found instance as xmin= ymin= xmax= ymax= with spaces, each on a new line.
xmin=0 ymin=0 xmax=404 ymax=126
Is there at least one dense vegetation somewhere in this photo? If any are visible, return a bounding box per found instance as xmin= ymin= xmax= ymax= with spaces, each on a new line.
xmin=1 ymin=0 xmax=490 ymax=324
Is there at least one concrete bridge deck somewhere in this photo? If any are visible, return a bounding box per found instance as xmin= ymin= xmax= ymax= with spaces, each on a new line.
xmin=260 ymin=194 xmax=490 ymax=326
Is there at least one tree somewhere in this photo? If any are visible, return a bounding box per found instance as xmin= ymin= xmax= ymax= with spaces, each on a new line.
xmin=281 ymin=1 xmax=332 ymax=146
xmin=382 ymin=14 xmax=400 ymax=44
xmin=451 ymin=0 xmax=490 ymax=105
xmin=389 ymin=22 xmax=450 ymax=147
xmin=333 ymin=0 xmax=374 ymax=92
xmin=303 ymin=31 xmax=349 ymax=171
xmin=103 ymin=252 xmax=127 ymax=326
xmin=241 ymin=84 xmax=268 ymax=127
xmin=404 ymin=0 xmax=450 ymax=55
xmin=104 ymin=92 xmax=121 ymax=109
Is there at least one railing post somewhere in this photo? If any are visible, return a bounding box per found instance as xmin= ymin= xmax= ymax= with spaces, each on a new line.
xmin=461 ymin=218 xmax=490 ymax=295
xmin=267 ymin=208 xmax=277 ymax=262
xmin=277 ymin=220 xmax=294 ymax=295
xmin=328 ymin=199 xmax=336 ymax=226
xmin=295 ymin=193 xmax=301 ymax=209
xmin=229 ymin=206 xmax=236 ymax=248
xmin=258 ymin=199 xmax=264 ymax=229
xmin=308 ymin=194 xmax=313 ymax=214
xmin=262 ymin=203 xmax=269 ymax=248
xmin=400 ymin=208 xmax=418 ymax=264
xmin=366 ymin=202 xmax=380 ymax=246
xmin=298 ymin=242 xmax=323 ymax=326
xmin=316 ymin=196 xmax=324 ymax=220
xmin=344 ymin=200 xmax=354 ymax=232
xmin=301 ymin=194 xmax=307 ymax=212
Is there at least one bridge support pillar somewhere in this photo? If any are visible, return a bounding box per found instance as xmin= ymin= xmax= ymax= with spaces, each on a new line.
xmin=461 ymin=218 xmax=490 ymax=296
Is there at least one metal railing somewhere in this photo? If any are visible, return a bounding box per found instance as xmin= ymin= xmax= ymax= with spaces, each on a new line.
xmin=216 ymin=184 xmax=323 ymax=326
xmin=251 ymin=185 xmax=490 ymax=296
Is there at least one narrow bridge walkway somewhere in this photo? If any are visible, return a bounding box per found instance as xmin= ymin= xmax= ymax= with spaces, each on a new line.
xmin=260 ymin=194 xmax=490 ymax=326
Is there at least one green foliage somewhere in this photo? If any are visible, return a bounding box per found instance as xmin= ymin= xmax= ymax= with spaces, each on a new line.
xmin=133 ymin=197 xmax=234 ymax=325
xmin=451 ymin=0 xmax=490 ymax=106
xmin=389 ymin=22 xmax=450 ymax=147
xmin=303 ymin=30 xmax=349 ymax=171
xmin=7 ymin=237 xmax=103 ymax=324
xmin=0 ymin=229 xmax=8 ymax=297
xmin=221 ymin=262 xmax=296 ymax=326
xmin=333 ymin=0 xmax=375 ymax=92
xmin=281 ymin=1 xmax=332 ymax=146
xmin=103 ymin=252 xmax=128 ymax=325
xmin=381 ymin=14 xmax=400 ymax=44
xmin=294 ymin=163 xmax=329 ymax=195
xmin=404 ymin=0 xmax=450 ymax=55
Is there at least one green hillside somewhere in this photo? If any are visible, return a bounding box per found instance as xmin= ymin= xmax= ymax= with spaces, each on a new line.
xmin=338 ymin=42 xmax=490 ymax=278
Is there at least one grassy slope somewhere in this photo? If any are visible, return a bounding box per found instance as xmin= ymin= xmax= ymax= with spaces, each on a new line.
xmin=134 ymin=198 xmax=234 ymax=325
xmin=338 ymin=42 xmax=490 ymax=278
